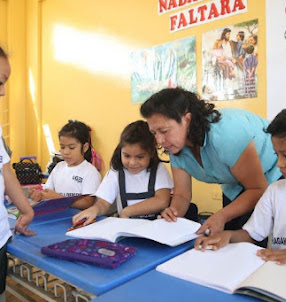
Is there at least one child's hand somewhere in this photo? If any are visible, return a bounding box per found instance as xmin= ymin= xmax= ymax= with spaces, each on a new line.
xmin=158 ymin=206 xmax=178 ymax=222
xmin=194 ymin=231 xmax=232 ymax=252
xmin=40 ymin=189 xmax=62 ymax=200
xmin=15 ymin=212 xmax=36 ymax=236
xmin=257 ymin=249 xmax=286 ymax=265
xmin=119 ymin=208 xmax=130 ymax=218
xmin=72 ymin=207 xmax=98 ymax=226
xmin=29 ymin=188 xmax=42 ymax=202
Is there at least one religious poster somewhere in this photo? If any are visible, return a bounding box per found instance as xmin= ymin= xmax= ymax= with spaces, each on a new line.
xmin=202 ymin=19 xmax=258 ymax=101
xmin=131 ymin=36 xmax=196 ymax=104
xmin=266 ymin=0 xmax=286 ymax=120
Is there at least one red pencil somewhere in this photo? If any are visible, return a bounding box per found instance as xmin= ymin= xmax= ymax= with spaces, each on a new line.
xmin=68 ymin=218 xmax=96 ymax=231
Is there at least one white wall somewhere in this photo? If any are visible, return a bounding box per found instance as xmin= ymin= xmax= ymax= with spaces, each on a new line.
xmin=266 ymin=0 xmax=286 ymax=120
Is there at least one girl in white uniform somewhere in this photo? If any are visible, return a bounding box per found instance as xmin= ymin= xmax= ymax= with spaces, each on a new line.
xmin=30 ymin=120 xmax=101 ymax=209
xmin=73 ymin=120 xmax=173 ymax=225
xmin=0 ymin=46 xmax=35 ymax=302
xmin=195 ymin=109 xmax=286 ymax=265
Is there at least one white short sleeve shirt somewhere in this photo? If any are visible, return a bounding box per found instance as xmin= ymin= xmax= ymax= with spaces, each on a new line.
xmin=0 ymin=128 xmax=12 ymax=248
xmin=44 ymin=160 xmax=101 ymax=196
xmin=243 ymin=179 xmax=286 ymax=249
xmin=95 ymin=162 xmax=173 ymax=214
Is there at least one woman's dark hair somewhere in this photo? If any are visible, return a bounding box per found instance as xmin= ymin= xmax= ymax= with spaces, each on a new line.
xmin=140 ymin=87 xmax=221 ymax=147
xmin=0 ymin=47 xmax=8 ymax=59
xmin=111 ymin=120 xmax=160 ymax=171
xmin=266 ymin=109 xmax=286 ymax=138
xmin=58 ymin=120 xmax=93 ymax=162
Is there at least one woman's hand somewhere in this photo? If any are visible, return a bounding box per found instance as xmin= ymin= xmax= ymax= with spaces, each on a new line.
xmin=158 ymin=206 xmax=178 ymax=222
xmin=257 ymin=249 xmax=286 ymax=265
xmin=194 ymin=231 xmax=233 ymax=251
xmin=15 ymin=212 xmax=36 ymax=236
xmin=196 ymin=211 xmax=226 ymax=236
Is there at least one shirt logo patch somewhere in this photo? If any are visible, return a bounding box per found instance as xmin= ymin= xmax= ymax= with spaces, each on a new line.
xmin=72 ymin=175 xmax=83 ymax=183
xmin=272 ymin=237 xmax=286 ymax=245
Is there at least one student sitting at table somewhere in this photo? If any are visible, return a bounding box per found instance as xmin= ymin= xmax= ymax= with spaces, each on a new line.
xmin=195 ymin=109 xmax=286 ymax=264
xmin=30 ymin=120 xmax=102 ymax=209
xmin=72 ymin=120 xmax=173 ymax=225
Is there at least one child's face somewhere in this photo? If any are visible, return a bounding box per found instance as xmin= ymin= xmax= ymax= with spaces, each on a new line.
xmin=121 ymin=143 xmax=151 ymax=174
xmin=249 ymin=36 xmax=256 ymax=46
xmin=0 ymin=57 xmax=11 ymax=98
xmin=59 ymin=136 xmax=87 ymax=167
xmin=272 ymin=136 xmax=286 ymax=178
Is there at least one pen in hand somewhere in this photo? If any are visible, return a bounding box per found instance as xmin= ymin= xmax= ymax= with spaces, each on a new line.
xmin=68 ymin=218 xmax=96 ymax=231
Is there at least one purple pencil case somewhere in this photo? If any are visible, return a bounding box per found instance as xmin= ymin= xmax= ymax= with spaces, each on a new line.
xmin=41 ymin=239 xmax=137 ymax=269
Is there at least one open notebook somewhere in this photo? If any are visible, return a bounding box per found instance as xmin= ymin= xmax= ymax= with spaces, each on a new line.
xmin=66 ymin=217 xmax=201 ymax=247
xmin=156 ymin=242 xmax=286 ymax=302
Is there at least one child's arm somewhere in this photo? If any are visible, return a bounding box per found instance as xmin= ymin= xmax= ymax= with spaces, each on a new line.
xmin=39 ymin=188 xmax=62 ymax=200
xmin=72 ymin=198 xmax=111 ymax=225
xmin=30 ymin=189 xmax=95 ymax=209
xmin=160 ymin=167 xmax=192 ymax=222
xmin=29 ymin=187 xmax=43 ymax=202
xmin=120 ymin=188 xmax=171 ymax=218
xmin=71 ymin=195 xmax=96 ymax=210
xmin=3 ymin=163 xmax=35 ymax=236
xmin=30 ymin=187 xmax=61 ymax=202
xmin=256 ymin=249 xmax=286 ymax=265
xmin=194 ymin=229 xmax=254 ymax=251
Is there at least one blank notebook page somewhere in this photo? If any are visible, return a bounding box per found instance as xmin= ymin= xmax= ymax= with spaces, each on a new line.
xmin=156 ymin=242 xmax=265 ymax=293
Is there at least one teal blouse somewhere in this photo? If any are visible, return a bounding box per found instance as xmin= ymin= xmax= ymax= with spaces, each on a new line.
xmin=170 ymin=108 xmax=281 ymax=200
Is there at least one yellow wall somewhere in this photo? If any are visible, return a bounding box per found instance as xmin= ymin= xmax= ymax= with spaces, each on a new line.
xmin=2 ymin=0 xmax=266 ymax=213
xmin=0 ymin=0 xmax=9 ymax=140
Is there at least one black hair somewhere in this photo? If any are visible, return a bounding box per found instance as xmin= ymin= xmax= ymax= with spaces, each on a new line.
xmin=140 ymin=87 xmax=221 ymax=147
xmin=237 ymin=31 xmax=245 ymax=41
xmin=245 ymin=45 xmax=254 ymax=55
xmin=266 ymin=109 xmax=286 ymax=139
xmin=58 ymin=120 xmax=93 ymax=162
xmin=110 ymin=120 xmax=160 ymax=171
xmin=221 ymin=28 xmax=231 ymax=40
xmin=0 ymin=47 xmax=8 ymax=59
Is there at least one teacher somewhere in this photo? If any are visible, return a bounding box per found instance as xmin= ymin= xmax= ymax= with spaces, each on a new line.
xmin=140 ymin=87 xmax=281 ymax=236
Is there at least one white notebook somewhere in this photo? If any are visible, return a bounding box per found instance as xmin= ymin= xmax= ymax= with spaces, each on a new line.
xmin=156 ymin=242 xmax=286 ymax=301
xmin=66 ymin=217 xmax=201 ymax=247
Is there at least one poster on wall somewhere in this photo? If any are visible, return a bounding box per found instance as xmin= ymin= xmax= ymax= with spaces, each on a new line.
xmin=131 ymin=36 xmax=196 ymax=104
xmin=202 ymin=19 xmax=258 ymax=101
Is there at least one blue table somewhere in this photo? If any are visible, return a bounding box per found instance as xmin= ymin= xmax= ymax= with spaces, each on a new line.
xmin=8 ymin=209 xmax=196 ymax=296
xmin=92 ymin=270 xmax=262 ymax=302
